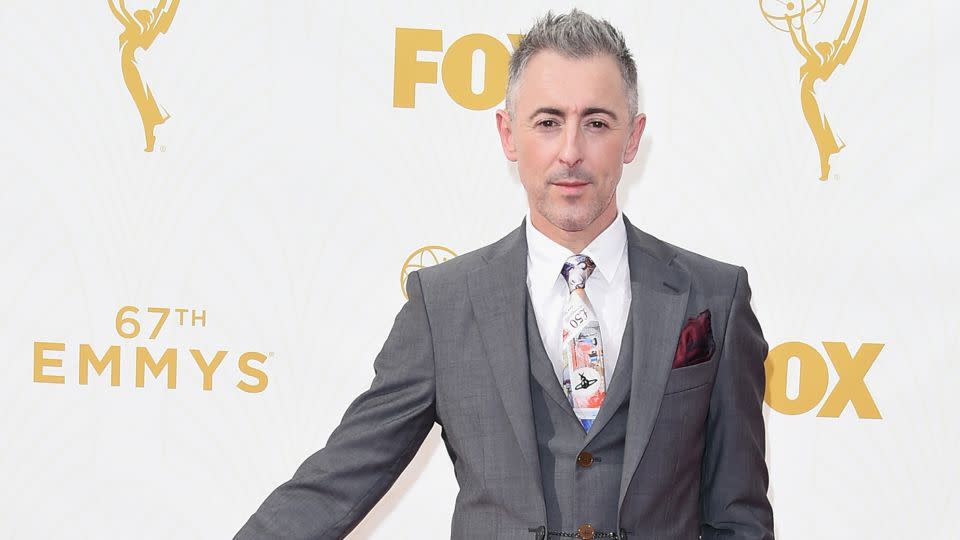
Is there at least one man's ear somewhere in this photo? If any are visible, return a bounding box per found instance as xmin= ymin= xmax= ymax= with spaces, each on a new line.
xmin=623 ymin=113 xmax=646 ymax=164
xmin=496 ymin=108 xmax=518 ymax=162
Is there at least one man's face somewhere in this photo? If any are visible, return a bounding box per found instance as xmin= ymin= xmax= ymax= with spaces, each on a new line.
xmin=496 ymin=50 xmax=645 ymax=233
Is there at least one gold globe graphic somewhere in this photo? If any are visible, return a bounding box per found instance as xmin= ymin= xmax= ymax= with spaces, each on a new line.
xmin=759 ymin=0 xmax=826 ymax=32
xmin=400 ymin=245 xmax=458 ymax=299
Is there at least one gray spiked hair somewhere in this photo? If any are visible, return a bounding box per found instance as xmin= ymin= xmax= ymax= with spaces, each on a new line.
xmin=505 ymin=9 xmax=639 ymax=119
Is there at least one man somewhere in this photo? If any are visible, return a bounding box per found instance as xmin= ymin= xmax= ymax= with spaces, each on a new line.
xmin=236 ymin=9 xmax=773 ymax=539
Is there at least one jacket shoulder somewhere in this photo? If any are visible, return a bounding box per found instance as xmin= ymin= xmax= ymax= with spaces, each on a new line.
xmin=634 ymin=226 xmax=743 ymax=292
xmin=413 ymin=248 xmax=484 ymax=284
xmin=406 ymin=224 xmax=519 ymax=291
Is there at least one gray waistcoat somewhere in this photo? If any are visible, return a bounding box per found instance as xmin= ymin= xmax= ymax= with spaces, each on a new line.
xmin=525 ymin=292 xmax=635 ymax=535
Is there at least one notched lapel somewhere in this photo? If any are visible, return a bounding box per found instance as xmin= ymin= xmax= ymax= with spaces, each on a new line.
xmin=618 ymin=220 xmax=692 ymax=512
xmin=466 ymin=222 xmax=544 ymax=494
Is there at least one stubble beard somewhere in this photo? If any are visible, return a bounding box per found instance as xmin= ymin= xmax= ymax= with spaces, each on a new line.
xmin=534 ymin=188 xmax=614 ymax=233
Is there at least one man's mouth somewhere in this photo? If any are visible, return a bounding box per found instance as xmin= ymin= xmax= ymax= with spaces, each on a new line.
xmin=552 ymin=180 xmax=590 ymax=194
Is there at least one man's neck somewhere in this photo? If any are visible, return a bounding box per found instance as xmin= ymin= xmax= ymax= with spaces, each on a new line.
xmin=529 ymin=205 xmax=619 ymax=253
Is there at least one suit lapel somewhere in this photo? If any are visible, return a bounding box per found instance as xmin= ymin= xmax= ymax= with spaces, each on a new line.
xmin=617 ymin=215 xmax=691 ymax=511
xmin=466 ymin=214 xmax=691 ymax=515
xmin=466 ymin=220 xmax=544 ymax=498
xmin=581 ymin=307 xmax=634 ymax=445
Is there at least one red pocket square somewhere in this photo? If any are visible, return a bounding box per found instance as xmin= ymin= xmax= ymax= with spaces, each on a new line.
xmin=672 ymin=309 xmax=715 ymax=369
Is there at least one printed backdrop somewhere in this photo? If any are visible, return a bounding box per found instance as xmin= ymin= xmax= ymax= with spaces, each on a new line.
xmin=1 ymin=1 xmax=957 ymax=538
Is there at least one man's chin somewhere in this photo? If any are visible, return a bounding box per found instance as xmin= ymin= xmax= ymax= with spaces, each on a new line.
xmin=544 ymin=212 xmax=597 ymax=233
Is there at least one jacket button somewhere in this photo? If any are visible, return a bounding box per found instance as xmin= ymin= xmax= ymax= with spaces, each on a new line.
xmin=577 ymin=523 xmax=595 ymax=539
xmin=576 ymin=451 xmax=594 ymax=467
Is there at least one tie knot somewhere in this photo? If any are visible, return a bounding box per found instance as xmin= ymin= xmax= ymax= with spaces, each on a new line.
xmin=561 ymin=254 xmax=596 ymax=292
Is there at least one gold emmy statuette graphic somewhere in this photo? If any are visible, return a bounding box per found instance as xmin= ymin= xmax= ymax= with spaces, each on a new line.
xmin=760 ymin=0 xmax=868 ymax=180
xmin=109 ymin=0 xmax=180 ymax=152
xmin=400 ymin=246 xmax=457 ymax=299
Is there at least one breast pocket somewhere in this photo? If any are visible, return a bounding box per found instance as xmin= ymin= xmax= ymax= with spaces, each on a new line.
xmin=663 ymin=358 xmax=716 ymax=395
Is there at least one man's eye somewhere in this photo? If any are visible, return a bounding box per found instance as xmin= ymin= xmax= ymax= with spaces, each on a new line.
xmin=587 ymin=120 xmax=608 ymax=129
xmin=537 ymin=119 xmax=559 ymax=128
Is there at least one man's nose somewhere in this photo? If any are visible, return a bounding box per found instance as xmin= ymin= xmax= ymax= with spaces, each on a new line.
xmin=558 ymin=122 xmax=583 ymax=168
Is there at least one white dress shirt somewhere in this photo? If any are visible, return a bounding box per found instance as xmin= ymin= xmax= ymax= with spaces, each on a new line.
xmin=525 ymin=210 xmax=632 ymax=390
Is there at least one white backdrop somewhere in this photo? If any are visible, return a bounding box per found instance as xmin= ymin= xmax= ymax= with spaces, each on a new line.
xmin=1 ymin=1 xmax=957 ymax=538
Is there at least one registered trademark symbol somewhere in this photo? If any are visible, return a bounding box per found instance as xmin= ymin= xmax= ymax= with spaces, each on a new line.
xmin=160 ymin=145 xmax=167 ymax=152
xmin=832 ymin=173 xmax=839 ymax=181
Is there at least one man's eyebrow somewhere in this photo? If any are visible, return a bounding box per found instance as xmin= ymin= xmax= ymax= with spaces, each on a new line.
xmin=528 ymin=107 xmax=619 ymax=121
xmin=583 ymin=107 xmax=618 ymax=120
xmin=528 ymin=107 xmax=564 ymax=121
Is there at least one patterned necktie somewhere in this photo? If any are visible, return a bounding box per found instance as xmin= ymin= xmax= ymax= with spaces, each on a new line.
xmin=560 ymin=254 xmax=607 ymax=432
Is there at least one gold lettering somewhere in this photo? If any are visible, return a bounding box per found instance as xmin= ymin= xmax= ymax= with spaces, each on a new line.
xmin=115 ymin=305 xmax=140 ymax=338
xmin=441 ymin=33 xmax=510 ymax=110
xmin=237 ymin=352 xmax=268 ymax=393
xmin=147 ymin=307 xmax=170 ymax=339
xmin=393 ymin=28 xmax=442 ymax=108
xmin=136 ymin=347 xmax=177 ymax=389
xmin=33 ymin=341 xmax=66 ymax=384
xmin=79 ymin=344 xmax=121 ymax=386
xmin=190 ymin=349 xmax=227 ymax=391
xmin=764 ymin=341 xmax=829 ymax=414
xmin=818 ymin=342 xmax=883 ymax=419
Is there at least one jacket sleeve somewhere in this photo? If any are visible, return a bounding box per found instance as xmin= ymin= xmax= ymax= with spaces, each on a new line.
xmin=700 ymin=266 xmax=775 ymax=539
xmin=235 ymin=271 xmax=437 ymax=540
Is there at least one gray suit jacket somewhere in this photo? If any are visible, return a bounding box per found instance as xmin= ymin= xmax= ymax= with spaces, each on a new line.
xmin=236 ymin=214 xmax=774 ymax=539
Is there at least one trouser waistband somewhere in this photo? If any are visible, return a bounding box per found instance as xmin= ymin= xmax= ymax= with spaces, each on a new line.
xmin=528 ymin=525 xmax=629 ymax=540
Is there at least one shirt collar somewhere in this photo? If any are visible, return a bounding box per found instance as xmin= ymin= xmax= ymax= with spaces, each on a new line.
xmin=525 ymin=209 xmax=628 ymax=290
